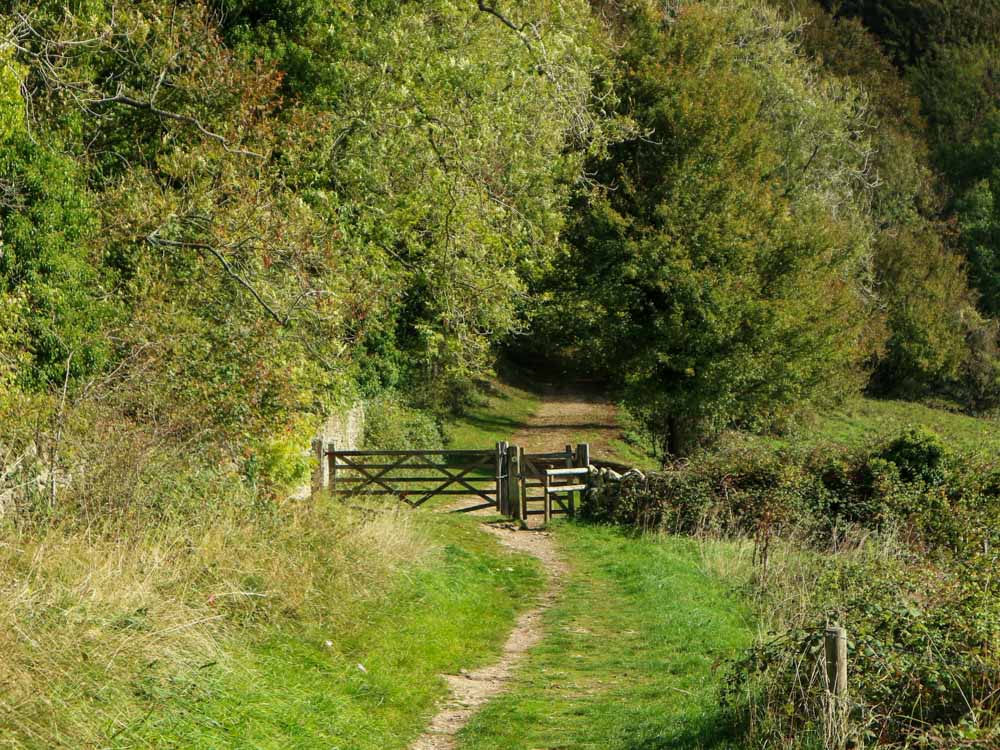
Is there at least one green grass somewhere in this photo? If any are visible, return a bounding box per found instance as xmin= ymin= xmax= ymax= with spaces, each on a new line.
xmin=608 ymin=433 xmax=661 ymax=471
xmin=1 ymin=507 xmax=543 ymax=750
xmin=120 ymin=513 xmax=543 ymax=750
xmin=456 ymin=523 xmax=754 ymax=750
xmin=445 ymin=379 xmax=541 ymax=447
xmin=619 ymin=396 xmax=1000 ymax=459
xmin=799 ymin=397 xmax=1000 ymax=452
xmin=732 ymin=396 xmax=1000 ymax=454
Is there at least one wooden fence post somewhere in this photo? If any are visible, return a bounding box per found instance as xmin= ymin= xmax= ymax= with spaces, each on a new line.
xmin=517 ymin=445 xmax=526 ymax=522
xmin=311 ymin=438 xmax=325 ymax=496
xmin=506 ymin=444 xmax=521 ymax=521
xmin=495 ymin=441 xmax=507 ymax=513
xmin=825 ymin=626 xmax=848 ymax=696
xmin=543 ymin=471 xmax=552 ymax=524
xmin=825 ymin=625 xmax=849 ymax=749
xmin=574 ymin=443 xmax=590 ymax=517
xmin=327 ymin=441 xmax=338 ymax=498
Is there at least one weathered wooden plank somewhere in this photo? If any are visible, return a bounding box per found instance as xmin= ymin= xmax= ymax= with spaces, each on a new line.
xmin=327 ymin=449 xmax=494 ymax=457
xmin=543 ymin=472 xmax=552 ymax=523
xmin=495 ymin=441 xmax=506 ymax=513
xmin=410 ymin=459 xmax=501 ymax=506
xmin=505 ymin=444 xmax=520 ymax=519
xmin=333 ymin=476 xmax=497 ymax=484
xmin=449 ymin=501 xmax=496 ymax=514
xmin=328 ymin=441 xmax=337 ymax=495
xmin=329 ymin=462 xmax=493 ymax=472
xmin=337 ymin=452 xmax=412 ymax=495
xmin=331 ymin=489 xmax=497 ymax=496
xmin=545 ymin=467 xmax=589 ymax=476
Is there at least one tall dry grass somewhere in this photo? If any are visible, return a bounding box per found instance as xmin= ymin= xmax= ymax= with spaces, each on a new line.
xmin=0 ymin=499 xmax=428 ymax=747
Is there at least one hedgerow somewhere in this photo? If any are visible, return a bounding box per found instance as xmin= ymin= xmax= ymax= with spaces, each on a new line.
xmin=582 ymin=427 xmax=1000 ymax=748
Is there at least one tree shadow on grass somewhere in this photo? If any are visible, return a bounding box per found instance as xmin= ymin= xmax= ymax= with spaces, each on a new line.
xmin=459 ymin=412 xmax=526 ymax=433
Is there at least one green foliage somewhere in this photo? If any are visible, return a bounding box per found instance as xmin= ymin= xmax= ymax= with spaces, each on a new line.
xmin=583 ymin=421 xmax=1000 ymax=747
xmin=727 ymin=549 xmax=1000 ymax=749
xmin=552 ymin=0 xmax=877 ymax=452
xmin=911 ymin=44 xmax=1000 ymax=316
xmin=0 ymin=133 xmax=110 ymax=389
xmin=876 ymin=426 xmax=947 ymax=483
xmin=364 ymin=392 xmax=445 ymax=451
xmin=584 ymin=427 xmax=997 ymax=554
xmin=0 ymin=0 xmax=611 ymax=520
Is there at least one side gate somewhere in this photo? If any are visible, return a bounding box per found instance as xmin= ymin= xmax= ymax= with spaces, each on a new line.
xmin=514 ymin=444 xmax=590 ymax=522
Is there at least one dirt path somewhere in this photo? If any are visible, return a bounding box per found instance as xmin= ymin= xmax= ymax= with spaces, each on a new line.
xmin=410 ymin=388 xmax=619 ymax=750
xmin=508 ymin=383 xmax=622 ymax=456
xmin=409 ymin=522 xmax=567 ymax=750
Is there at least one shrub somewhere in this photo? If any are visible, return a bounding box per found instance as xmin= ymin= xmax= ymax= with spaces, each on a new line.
xmin=725 ymin=550 xmax=1000 ymax=749
xmin=363 ymin=392 xmax=445 ymax=451
xmin=876 ymin=426 xmax=947 ymax=484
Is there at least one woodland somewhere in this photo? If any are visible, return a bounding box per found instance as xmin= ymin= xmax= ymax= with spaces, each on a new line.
xmin=1 ymin=1 xmax=999 ymax=749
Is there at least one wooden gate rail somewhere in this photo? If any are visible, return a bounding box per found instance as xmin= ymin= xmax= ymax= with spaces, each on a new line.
xmin=320 ymin=447 xmax=501 ymax=509
xmin=538 ymin=467 xmax=589 ymax=522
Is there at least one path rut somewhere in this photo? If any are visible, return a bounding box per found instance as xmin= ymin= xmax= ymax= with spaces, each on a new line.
xmin=409 ymin=523 xmax=566 ymax=750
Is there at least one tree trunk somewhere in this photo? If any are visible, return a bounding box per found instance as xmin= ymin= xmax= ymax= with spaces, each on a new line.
xmin=665 ymin=415 xmax=699 ymax=457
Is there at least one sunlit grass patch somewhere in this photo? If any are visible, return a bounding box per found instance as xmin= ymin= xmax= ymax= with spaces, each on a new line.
xmin=457 ymin=522 xmax=754 ymax=750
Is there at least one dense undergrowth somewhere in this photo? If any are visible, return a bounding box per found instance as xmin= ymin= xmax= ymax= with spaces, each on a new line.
xmin=586 ymin=426 xmax=1000 ymax=748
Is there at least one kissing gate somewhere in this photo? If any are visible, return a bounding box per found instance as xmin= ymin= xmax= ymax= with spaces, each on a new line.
xmin=311 ymin=440 xmax=592 ymax=522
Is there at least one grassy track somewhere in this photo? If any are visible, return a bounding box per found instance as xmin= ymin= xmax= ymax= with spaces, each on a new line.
xmin=442 ymin=377 xmax=754 ymax=749
xmin=120 ymin=513 xmax=542 ymax=750
xmin=456 ymin=524 xmax=753 ymax=750
xmin=445 ymin=379 xmax=541 ymax=447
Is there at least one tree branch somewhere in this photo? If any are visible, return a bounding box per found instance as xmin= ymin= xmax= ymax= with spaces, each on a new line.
xmin=476 ymin=1 xmax=533 ymax=51
xmin=145 ymin=231 xmax=287 ymax=325
xmin=97 ymin=86 xmax=264 ymax=159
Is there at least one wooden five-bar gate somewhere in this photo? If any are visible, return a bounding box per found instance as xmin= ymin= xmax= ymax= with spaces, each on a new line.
xmin=312 ymin=440 xmax=593 ymax=521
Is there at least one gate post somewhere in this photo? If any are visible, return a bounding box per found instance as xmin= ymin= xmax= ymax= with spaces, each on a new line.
xmin=495 ymin=441 xmax=507 ymax=513
xmin=327 ymin=441 xmax=338 ymax=498
xmin=543 ymin=471 xmax=552 ymax=524
xmin=312 ymin=438 xmax=326 ymax=496
xmin=506 ymin=444 xmax=522 ymax=521
xmin=573 ymin=444 xmax=590 ymax=517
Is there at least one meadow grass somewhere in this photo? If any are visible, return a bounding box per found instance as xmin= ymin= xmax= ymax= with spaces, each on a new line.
xmin=787 ymin=396 xmax=1000 ymax=452
xmin=621 ymin=396 xmax=1000 ymax=462
xmin=456 ymin=522 xmax=754 ymax=750
xmin=0 ymin=503 xmax=542 ymax=750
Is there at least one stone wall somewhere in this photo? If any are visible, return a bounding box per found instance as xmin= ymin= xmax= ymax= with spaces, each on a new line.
xmin=303 ymin=402 xmax=365 ymax=498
